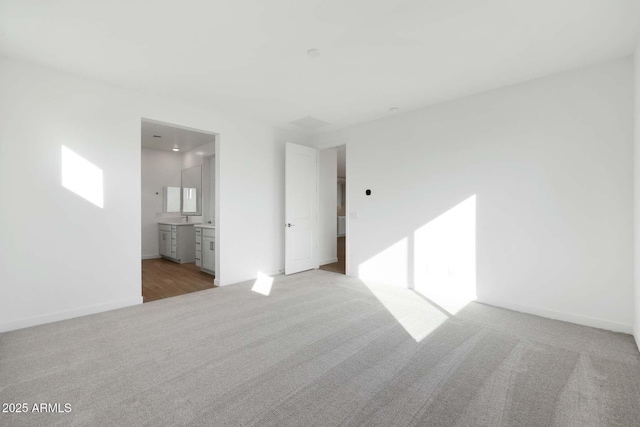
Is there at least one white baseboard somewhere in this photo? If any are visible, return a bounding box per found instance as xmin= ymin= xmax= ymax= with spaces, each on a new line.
xmin=142 ymin=254 xmax=161 ymax=260
xmin=0 ymin=297 xmax=143 ymax=333
xmin=319 ymin=257 xmax=338 ymax=266
xmin=478 ymin=296 xmax=633 ymax=334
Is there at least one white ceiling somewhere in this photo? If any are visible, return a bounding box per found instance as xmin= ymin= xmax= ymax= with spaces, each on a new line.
xmin=141 ymin=120 xmax=215 ymax=152
xmin=1 ymin=1 xmax=639 ymax=134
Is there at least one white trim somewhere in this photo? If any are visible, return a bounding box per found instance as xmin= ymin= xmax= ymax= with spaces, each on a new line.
xmin=141 ymin=117 xmax=218 ymax=136
xmin=319 ymin=257 xmax=338 ymax=266
xmin=0 ymin=297 xmax=143 ymax=333
xmin=214 ymin=278 xmax=221 ymax=287
xmin=635 ymin=333 xmax=640 ymax=353
xmin=478 ymin=296 xmax=633 ymax=334
xmin=142 ymin=254 xmax=161 ymax=260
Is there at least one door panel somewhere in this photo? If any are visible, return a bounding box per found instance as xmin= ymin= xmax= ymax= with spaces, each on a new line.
xmin=285 ymin=142 xmax=318 ymax=275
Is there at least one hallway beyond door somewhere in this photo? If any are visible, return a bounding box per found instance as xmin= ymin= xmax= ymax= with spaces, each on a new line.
xmin=319 ymin=237 xmax=345 ymax=274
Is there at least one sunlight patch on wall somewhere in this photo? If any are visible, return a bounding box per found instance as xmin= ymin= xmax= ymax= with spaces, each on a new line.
xmin=61 ymin=146 xmax=104 ymax=208
xmin=413 ymin=195 xmax=476 ymax=313
xmin=251 ymin=272 xmax=274 ymax=296
xmin=358 ymin=237 xmax=408 ymax=285
xmin=355 ymin=194 xmax=477 ymax=340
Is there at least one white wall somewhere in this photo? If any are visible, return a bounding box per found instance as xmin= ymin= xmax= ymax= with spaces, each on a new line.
xmin=141 ymin=148 xmax=182 ymax=258
xmin=0 ymin=57 xmax=308 ymax=332
xmin=634 ymin=45 xmax=640 ymax=347
xmin=315 ymin=57 xmax=634 ymax=333
xmin=318 ymin=149 xmax=338 ymax=265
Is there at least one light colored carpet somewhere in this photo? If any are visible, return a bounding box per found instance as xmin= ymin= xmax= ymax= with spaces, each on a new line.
xmin=1 ymin=270 xmax=639 ymax=426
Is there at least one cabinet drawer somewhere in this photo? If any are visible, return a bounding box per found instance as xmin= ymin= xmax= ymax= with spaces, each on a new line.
xmin=171 ymin=225 xmax=177 ymax=232
xmin=195 ymin=228 xmax=202 ymax=235
xmin=203 ymin=228 xmax=215 ymax=238
xmin=159 ymin=224 xmax=172 ymax=232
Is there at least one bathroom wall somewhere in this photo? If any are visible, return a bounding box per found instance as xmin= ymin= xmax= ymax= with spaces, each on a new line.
xmin=182 ymin=141 xmax=215 ymax=169
xmin=141 ymin=148 xmax=183 ymax=258
xmin=182 ymin=141 xmax=215 ymax=224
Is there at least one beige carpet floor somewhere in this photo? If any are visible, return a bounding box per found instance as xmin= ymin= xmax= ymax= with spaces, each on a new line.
xmin=1 ymin=270 xmax=639 ymax=426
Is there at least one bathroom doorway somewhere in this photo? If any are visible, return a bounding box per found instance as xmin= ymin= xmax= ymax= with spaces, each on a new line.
xmin=140 ymin=118 xmax=219 ymax=302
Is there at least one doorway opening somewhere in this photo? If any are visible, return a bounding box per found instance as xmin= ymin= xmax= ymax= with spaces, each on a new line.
xmin=319 ymin=144 xmax=346 ymax=275
xmin=140 ymin=118 xmax=218 ymax=302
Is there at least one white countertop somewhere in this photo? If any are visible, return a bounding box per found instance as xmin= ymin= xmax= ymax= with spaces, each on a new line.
xmin=158 ymin=221 xmax=201 ymax=226
xmin=194 ymin=224 xmax=215 ymax=229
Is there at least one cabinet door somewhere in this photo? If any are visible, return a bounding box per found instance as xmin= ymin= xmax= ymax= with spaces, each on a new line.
xmin=202 ymin=236 xmax=215 ymax=272
xmin=159 ymin=231 xmax=171 ymax=257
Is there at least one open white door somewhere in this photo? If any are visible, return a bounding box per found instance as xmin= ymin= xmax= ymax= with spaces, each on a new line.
xmin=285 ymin=142 xmax=318 ymax=275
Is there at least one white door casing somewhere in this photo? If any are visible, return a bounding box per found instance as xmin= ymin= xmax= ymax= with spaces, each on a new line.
xmin=285 ymin=142 xmax=319 ymax=275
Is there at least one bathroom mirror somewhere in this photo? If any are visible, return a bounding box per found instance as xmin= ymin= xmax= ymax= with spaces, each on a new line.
xmin=182 ymin=187 xmax=197 ymax=213
xmin=164 ymin=186 xmax=181 ymax=213
xmin=181 ymin=165 xmax=202 ymax=215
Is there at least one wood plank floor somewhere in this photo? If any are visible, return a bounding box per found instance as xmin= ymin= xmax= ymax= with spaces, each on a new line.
xmin=142 ymin=258 xmax=215 ymax=303
xmin=319 ymin=236 xmax=345 ymax=274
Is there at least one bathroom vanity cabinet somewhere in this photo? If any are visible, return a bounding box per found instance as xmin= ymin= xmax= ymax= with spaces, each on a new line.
xmin=195 ymin=225 xmax=215 ymax=275
xmin=158 ymin=223 xmax=196 ymax=263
